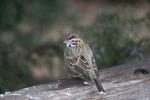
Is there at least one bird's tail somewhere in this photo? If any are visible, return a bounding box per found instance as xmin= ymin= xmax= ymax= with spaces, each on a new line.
xmin=93 ymin=78 xmax=105 ymax=93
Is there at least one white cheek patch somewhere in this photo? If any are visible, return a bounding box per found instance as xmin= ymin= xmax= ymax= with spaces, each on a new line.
xmin=66 ymin=43 xmax=70 ymax=47
xmin=66 ymin=43 xmax=76 ymax=48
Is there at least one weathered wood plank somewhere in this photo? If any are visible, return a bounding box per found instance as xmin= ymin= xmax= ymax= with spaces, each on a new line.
xmin=0 ymin=59 xmax=150 ymax=100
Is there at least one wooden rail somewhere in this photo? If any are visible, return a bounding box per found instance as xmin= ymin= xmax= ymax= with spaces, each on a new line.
xmin=0 ymin=59 xmax=150 ymax=100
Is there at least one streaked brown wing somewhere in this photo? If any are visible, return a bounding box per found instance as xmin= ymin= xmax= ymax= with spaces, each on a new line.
xmin=64 ymin=45 xmax=98 ymax=78
xmin=64 ymin=48 xmax=90 ymax=78
xmin=78 ymin=54 xmax=98 ymax=77
xmin=78 ymin=55 xmax=90 ymax=70
xmin=78 ymin=44 xmax=99 ymax=77
xmin=83 ymin=44 xmax=98 ymax=70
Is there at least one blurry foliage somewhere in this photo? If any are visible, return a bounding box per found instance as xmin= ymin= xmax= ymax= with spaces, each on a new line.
xmin=91 ymin=13 xmax=136 ymax=67
xmin=26 ymin=0 xmax=67 ymax=29
xmin=0 ymin=30 xmax=63 ymax=93
xmin=144 ymin=12 xmax=150 ymax=28
xmin=0 ymin=39 xmax=33 ymax=92
xmin=0 ymin=0 xmax=68 ymax=30
xmin=0 ymin=0 xmax=23 ymax=30
xmin=0 ymin=0 xmax=68 ymax=93
xmin=73 ymin=13 xmax=150 ymax=68
xmin=0 ymin=0 xmax=150 ymax=93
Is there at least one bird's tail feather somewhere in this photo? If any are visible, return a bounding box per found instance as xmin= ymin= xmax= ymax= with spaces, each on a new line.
xmin=93 ymin=78 xmax=105 ymax=93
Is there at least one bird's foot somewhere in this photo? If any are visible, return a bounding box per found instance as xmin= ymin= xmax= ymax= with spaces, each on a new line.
xmin=98 ymin=91 xmax=106 ymax=95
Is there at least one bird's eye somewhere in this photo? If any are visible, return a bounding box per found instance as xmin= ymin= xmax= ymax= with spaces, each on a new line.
xmin=72 ymin=40 xmax=74 ymax=42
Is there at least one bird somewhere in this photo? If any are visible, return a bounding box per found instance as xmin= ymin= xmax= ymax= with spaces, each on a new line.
xmin=64 ymin=34 xmax=105 ymax=93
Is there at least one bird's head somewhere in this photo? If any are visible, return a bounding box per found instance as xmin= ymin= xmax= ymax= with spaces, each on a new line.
xmin=64 ymin=34 xmax=83 ymax=48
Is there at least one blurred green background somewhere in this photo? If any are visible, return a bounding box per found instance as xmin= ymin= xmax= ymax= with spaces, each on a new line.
xmin=0 ymin=0 xmax=150 ymax=93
